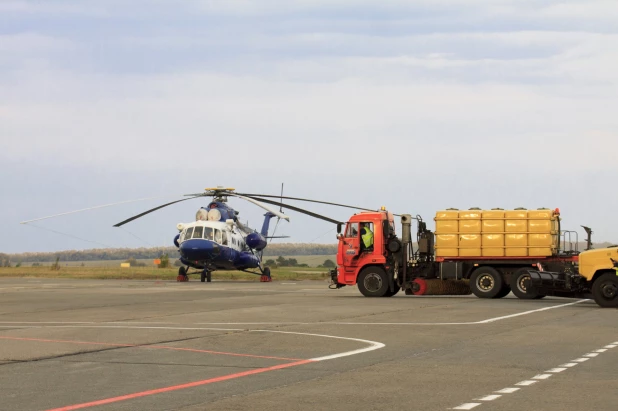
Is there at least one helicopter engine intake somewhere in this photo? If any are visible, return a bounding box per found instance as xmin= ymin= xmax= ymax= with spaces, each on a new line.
xmin=246 ymin=232 xmax=267 ymax=251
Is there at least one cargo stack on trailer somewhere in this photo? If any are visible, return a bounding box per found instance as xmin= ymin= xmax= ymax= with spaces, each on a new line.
xmin=329 ymin=207 xmax=617 ymax=308
xmin=433 ymin=207 xmax=575 ymax=299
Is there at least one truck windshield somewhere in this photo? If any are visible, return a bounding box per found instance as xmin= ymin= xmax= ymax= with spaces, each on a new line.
xmin=346 ymin=222 xmax=359 ymax=238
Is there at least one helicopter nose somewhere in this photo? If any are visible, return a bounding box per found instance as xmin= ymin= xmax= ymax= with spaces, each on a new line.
xmin=179 ymin=239 xmax=220 ymax=261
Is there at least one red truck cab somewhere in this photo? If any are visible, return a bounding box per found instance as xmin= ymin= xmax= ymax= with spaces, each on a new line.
xmin=335 ymin=210 xmax=395 ymax=286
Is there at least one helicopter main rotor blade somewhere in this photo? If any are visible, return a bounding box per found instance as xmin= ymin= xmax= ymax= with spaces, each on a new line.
xmin=228 ymin=193 xmax=290 ymax=221
xmin=236 ymin=193 xmax=376 ymax=213
xmin=245 ymin=196 xmax=341 ymax=225
xmin=20 ymin=195 xmax=183 ymax=225
xmin=113 ymin=195 xmax=203 ymax=227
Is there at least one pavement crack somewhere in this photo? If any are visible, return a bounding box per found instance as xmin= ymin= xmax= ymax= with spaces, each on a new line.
xmin=46 ymin=359 xmax=271 ymax=370
xmin=0 ymin=334 xmax=215 ymax=367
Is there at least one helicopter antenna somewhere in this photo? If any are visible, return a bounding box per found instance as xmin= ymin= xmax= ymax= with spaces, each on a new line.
xmin=269 ymin=183 xmax=284 ymax=243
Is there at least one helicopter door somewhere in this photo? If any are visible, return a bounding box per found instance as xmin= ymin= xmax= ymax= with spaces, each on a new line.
xmin=342 ymin=222 xmax=360 ymax=268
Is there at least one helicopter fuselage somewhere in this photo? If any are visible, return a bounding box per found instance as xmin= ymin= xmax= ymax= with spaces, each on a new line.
xmin=175 ymin=220 xmax=261 ymax=271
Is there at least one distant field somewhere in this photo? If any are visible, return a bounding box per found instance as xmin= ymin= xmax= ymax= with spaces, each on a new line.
xmin=16 ymin=254 xmax=336 ymax=268
xmin=0 ymin=264 xmax=333 ymax=281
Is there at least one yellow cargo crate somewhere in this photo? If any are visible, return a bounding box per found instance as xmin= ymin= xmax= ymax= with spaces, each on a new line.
xmin=434 ymin=208 xmax=559 ymax=258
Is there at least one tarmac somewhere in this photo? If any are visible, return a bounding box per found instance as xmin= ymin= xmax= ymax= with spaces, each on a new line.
xmin=0 ymin=278 xmax=616 ymax=411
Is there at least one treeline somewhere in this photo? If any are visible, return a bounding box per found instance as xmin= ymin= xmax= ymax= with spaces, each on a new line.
xmin=5 ymin=241 xmax=613 ymax=264
xmin=5 ymin=243 xmax=338 ymax=263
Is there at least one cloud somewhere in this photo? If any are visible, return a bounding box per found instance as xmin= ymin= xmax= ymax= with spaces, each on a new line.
xmin=0 ymin=32 xmax=74 ymax=53
xmin=1 ymin=0 xmax=617 ymax=252
xmin=0 ymin=0 xmax=107 ymax=15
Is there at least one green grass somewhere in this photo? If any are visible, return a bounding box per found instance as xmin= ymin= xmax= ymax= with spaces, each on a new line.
xmin=0 ymin=265 xmax=333 ymax=281
xmin=18 ymin=255 xmax=337 ymax=269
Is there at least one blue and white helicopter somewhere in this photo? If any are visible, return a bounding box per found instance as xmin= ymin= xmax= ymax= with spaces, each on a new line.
xmin=113 ymin=186 xmax=367 ymax=283
xmin=114 ymin=187 xmax=298 ymax=282
xmin=21 ymin=186 xmax=376 ymax=283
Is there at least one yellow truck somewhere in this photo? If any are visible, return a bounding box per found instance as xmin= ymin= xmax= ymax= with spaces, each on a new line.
xmin=529 ymin=246 xmax=618 ymax=307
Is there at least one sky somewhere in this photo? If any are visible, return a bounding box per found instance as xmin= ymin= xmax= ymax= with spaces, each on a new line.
xmin=1 ymin=0 xmax=617 ymax=253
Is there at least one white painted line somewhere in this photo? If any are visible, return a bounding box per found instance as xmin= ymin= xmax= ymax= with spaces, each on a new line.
xmin=0 ymin=324 xmax=385 ymax=364
xmin=280 ymin=283 xmax=297 ymax=285
xmin=614 ymin=342 xmax=618 ymax=345
xmin=495 ymin=388 xmax=520 ymax=394
xmin=452 ymin=403 xmax=481 ymax=410
xmin=604 ymin=345 xmax=617 ymax=349
xmin=255 ymin=330 xmax=385 ymax=362
xmin=452 ymin=339 xmax=616 ymax=411
xmin=0 ymin=301 xmax=589 ymax=327
xmin=475 ymin=300 xmax=588 ymax=323
xmin=476 ymin=394 xmax=501 ymax=401
xmin=533 ymin=374 xmax=553 ymax=380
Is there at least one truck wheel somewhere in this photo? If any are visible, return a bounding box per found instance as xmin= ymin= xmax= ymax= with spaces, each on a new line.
xmin=383 ymin=286 xmax=400 ymax=297
xmin=592 ymin=273 xmax=618 ymax=308
xmin=470 ymin=267 xmax=504 ymax=298
xmin=510 ymin=268 xmax=543 ymax=299
xmin=495 ymin=284 xmax=511 ymax=298
xmin=357 ymin=267 xmax=389 ymax=297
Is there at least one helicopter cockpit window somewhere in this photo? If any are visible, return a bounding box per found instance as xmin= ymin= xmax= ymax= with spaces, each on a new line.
xmin=214 ymin=229 xmax=223 ymax=244
xmin=192 ymin=226 xmax=203 ymax=239
xmin=203 ymin=227 xmax=213 ymax=241
xmin=184 ymin=227 xmax=194 ymax=241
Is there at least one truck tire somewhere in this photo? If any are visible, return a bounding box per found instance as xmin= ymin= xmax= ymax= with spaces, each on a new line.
xmin=383 ymin=286 xmax=400 ymax=297
xmin=357 ymin=267 xmax=389 ymax=297
xmin=591 ymin=272 xmax=618 ymax=308
xmin=510 ymin=268 xmax=544 ymax=300
xmin=470 ymin=266 xmax=504 ymax=298
xmin=495 ymin=284 xmax=511 ymax=298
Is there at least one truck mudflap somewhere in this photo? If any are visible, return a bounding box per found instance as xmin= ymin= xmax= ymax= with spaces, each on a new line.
xmin=527 ymin=270 xmax=588 ymax=298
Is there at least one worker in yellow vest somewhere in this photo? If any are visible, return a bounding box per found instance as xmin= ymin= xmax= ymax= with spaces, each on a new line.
xmin=361 ymin=223 xmax=374 ymax=251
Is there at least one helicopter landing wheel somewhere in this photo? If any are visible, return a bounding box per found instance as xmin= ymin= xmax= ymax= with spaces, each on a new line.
xmin=177 ymin=266 xmax=189 ymax=282
xmin=260 ymin=267 xmax=272 ymax=282
xmin=201 ymin=271 xmax=212 ymax=283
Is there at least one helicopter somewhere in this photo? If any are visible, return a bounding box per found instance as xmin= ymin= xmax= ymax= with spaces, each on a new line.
xmin=112 ymin=186 xmax=376 ymax=283
xmin=113 ymin=187 xmax=290 ymax=282
xmin=20 ymin=185 xmax=378 ymax=283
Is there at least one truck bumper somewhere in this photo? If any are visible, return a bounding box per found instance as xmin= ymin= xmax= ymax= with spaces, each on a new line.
xmin=528 ymin=270 xmax=588 ymax=298
xmin=329 ymin=269 xmax=346 ymax=289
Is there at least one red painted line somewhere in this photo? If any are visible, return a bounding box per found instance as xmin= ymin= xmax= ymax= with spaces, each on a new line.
xmin=46 ymin=359 xmax=314 ymax=411
xmin=0 ymin=336 xmax=303 ymax=361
